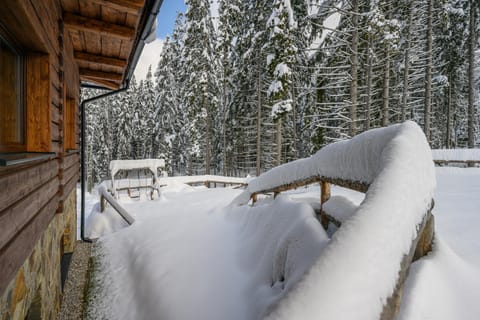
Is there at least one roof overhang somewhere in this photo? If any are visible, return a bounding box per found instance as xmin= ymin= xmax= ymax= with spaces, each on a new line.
xmin=61 ymin=0 xmax=163 ymax=90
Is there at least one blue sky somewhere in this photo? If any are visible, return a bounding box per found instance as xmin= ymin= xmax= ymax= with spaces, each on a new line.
xmin=156 ymin=0 xmax=187 ymax=39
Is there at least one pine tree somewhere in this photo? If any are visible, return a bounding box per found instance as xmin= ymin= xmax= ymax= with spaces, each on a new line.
xmin=183 ymin=0 xmax=219 ymax=174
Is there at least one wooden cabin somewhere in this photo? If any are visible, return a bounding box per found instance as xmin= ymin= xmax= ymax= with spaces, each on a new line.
xmin=0 ymin=0 xmax=162 ymax=318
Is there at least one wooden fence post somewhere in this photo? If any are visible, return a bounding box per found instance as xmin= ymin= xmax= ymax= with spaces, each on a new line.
xmin=320 ymin=181 xmax=331 ymax=229
xmin=100 ymin=194 xmax=105 ymax=212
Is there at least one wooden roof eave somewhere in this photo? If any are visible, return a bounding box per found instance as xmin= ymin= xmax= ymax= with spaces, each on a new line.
xmin=62 ymin=0 xmax=163 ymax=90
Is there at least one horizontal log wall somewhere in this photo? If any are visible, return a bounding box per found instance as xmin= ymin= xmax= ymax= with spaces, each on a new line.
xmin=0 ymin=159 xmax=60 ymax=294
xmin=0 ymin=0 xmax=80 ymax=297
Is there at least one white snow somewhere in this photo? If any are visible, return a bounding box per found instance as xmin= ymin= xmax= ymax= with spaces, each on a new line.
xmin=271 ymin=100 xmax=293 ymax=119
xmin=109 ymin=159 xmax=166 ymax=194
xmin=432 ymin=148 xmax=480 ymax=162
xmin=322 ymin=195 xmax=359 ymax=223
xmin=109 ymin=159 xmax=165 ymax=178
xmin=274 ymin=63 xmax=291 ymax=78
xmin=82 ymin=122 xmax=480 ymax=319
xmin=86 ymin=188 xmax=329 ymax=320
xmin=237 ymin=121 xmax=433 ymax=198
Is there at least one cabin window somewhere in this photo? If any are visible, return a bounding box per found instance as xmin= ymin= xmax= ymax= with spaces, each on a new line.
xmin=0 ymin=35 xmax=24 ymax=152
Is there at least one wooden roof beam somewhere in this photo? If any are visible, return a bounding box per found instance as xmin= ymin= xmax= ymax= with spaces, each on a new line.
xmin=80 ymin=68 xmax=123 ymax=82
xmin=81 ymin=77 xmax=121 ymax=90
xmin=64 ymin=12 xmax=135 ymax=40
xmin=74 ymin=51 xmax=127 ymax=68
xmin=87 ymin=0 xmax=145 ymax=15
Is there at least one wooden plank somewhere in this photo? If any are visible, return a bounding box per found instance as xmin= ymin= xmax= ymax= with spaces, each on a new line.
xmin=0 ymin=194 xmax=58 ymax=295
xmin=26 ymin=55 xmax=51 ymax=152
xmin=81 ymin=77 xmax=121 ymax=90
xmin=61 ymin=173 xmax=79 ymax=201
xmin=0 ymin=177 xmax=59 ymax=250
xmin=51 ymin=107 xmax=61 ymax=124
xmin=100 ymin=4 xmax=128 ymax=25
xmin=0 ymin=160 xmax=59 ymax=213
xmin=51 ymin=141 xmax=63 ymax=154
xmin=63 ymin=12 xmax=135 ymax=40
xmin=0 ymin=1 xmax=45 ymax=52
xmin=250 ymin=176 xmax=369 ymax=203
xmin=64 ymin=97 xmax=77 ymax=150
xmin=28 ymin=0 xmax=61 ymax=56
xmin=62 ymin=152 xmax=80 ymax=170
xmin=79 ymin=68 xmax=123 ymax=81
xmin=51 ymin=121 xmax=61 ymax=142
xmin=87 ymin=0 xmax=144 ymax=14
xmin=74 ymin=51 xmax=127 ymax=68
xmin=61 ymin=163 xmax=80 ymax=185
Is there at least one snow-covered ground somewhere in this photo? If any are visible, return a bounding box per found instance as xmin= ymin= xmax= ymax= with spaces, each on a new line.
xmin=82 ymin=167 xmax=480 ymax=320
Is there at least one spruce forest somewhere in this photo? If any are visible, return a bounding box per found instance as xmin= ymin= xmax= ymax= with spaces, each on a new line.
xmin=84 ymin=0 xmax=480 ymax=187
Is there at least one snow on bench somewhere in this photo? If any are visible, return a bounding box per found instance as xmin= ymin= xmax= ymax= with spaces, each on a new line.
xmin=233 ymin=121 xmax=436 ymax=320
xmin=109 ymin=159 xmax=165 ymax=196
xmin=432 ymin=148 xmax=480 ymax=166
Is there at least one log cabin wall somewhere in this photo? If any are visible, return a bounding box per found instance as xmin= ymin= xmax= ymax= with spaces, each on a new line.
xmin=0 ymin=0 xmax=80 ymax=318
xmin=0 ymin=0 xmax=154 ymax=317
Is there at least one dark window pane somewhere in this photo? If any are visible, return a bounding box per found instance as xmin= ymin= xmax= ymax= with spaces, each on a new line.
xmin=0 ymin=37 xmax=23 ymax=145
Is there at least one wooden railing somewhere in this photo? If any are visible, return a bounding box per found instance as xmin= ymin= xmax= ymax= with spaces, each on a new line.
xmin=247 ymin=170 xmax=434 ymax=319
xmin=237 ymin=122 xmax=437 ymax=320
xmin=157 ymin=175 xmax=247 ymax=189
xmin=250 ymin=176 xmax=369 ymax=229
xmin=99 ymin=185 xmax=135 ymax=225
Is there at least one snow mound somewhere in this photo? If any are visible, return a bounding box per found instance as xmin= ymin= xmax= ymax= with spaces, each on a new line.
xmin=86 ymin=190 xmax=329 ymax=320
xmin=322 ymin=195 xmax=358 ymax=223
xmin=236 ymin=121 xmax=436 ymax=320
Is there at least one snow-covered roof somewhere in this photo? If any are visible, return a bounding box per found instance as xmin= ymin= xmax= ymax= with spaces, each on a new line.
xmin=110 ymin=159 xmax=166 ymax=179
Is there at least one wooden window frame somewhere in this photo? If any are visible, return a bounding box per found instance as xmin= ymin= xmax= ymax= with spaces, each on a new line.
xmin=0 ymin=29 xmax=26 ymax=153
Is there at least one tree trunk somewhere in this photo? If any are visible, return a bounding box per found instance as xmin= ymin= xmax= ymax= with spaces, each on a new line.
xmin=365 ymin=34 xmax=372 ymax=131
xmin=205 ymin=97 xmax=211 ymax=175
xmin=276 ymin=118 xmax=282 ymax=167
xmin=402 ymin=4 xmax=413 ymax=122
xmin=446 ymin=81 xmax=452 ymax=148
xmin=382 ymin=48 xmax=390 ymax=127
xmin=222 ymin=70 xmax=228 ymax=175
xmin=256 ymin=68 xmax=262 ymax=176
xmin=292 ymin=85 xmax=298 ymax=160
xmin=424 ymin=0 xmax=433 ymax=143
xmin=350 ymin=0 xmax=359 ymax=136
xmin=468 ymin=0 xmax=476 ymax=148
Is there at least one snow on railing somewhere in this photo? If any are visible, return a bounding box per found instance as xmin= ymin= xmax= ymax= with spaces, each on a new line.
xmin=234 ymin=121 xmax=436 ymax=320
xmin=432 ymin=148 xmax=480 ymax=166
xmin=157 ymin=175 xmax=248 ymax=188
xmin=99 ymin=185 xmax=135 ymax=225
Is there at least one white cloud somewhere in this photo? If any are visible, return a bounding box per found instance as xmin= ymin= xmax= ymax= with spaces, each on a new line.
xmin=134 ymin=38 xmax=164 ymax=81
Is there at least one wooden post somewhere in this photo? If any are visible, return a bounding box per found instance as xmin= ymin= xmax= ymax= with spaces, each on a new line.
xmin=320 ymin=181 xmax=331 ymax=229
xmin=252 ymin=193 xmax=257 ymax=205
xmin=100 ymin=194 xmax=105 ymax=212
xmin=274 ymin=192 xmax=279 ymax=199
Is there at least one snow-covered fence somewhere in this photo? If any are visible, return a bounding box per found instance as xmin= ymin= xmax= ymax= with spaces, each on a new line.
xmin=157 ymin=175 xmax=247 ymax=188
xmin=234 ymin=121 xmax=436 ymax=320
xmin=432 ymin=148 xmax=480 ymax=166
xmin=99 ymin=185 xmax=135 ymax=225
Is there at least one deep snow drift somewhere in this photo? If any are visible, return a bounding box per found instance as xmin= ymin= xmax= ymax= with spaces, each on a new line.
xmin=83 ymin=122 xmax=480 ymax=319
xmin=84 ymin=167 xmax=480 ymax=320
xmin=85 ymin=187 xmax=329 ymax=320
